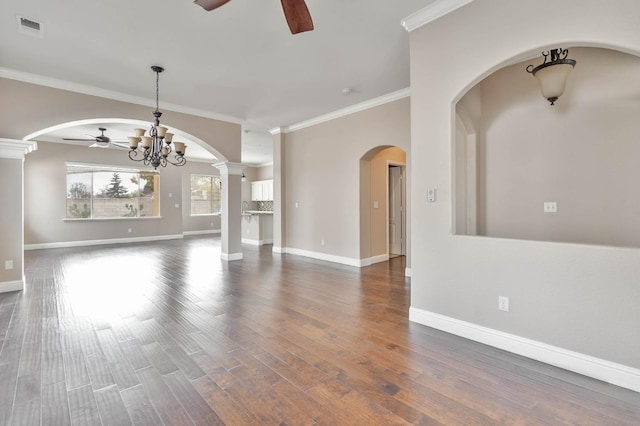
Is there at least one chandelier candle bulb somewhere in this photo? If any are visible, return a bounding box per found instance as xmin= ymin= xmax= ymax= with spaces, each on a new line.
xmin=174 ymin=142 xmax=186 ymax=155
xmin=128 ymin=137 xmax=140 ymax=149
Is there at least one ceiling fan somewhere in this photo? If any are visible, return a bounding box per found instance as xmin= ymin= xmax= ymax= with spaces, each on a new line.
xmin=194 ymin=0 xmax=314 ymax=34
xmin=63 ymin=127 xmax=129 ymax=149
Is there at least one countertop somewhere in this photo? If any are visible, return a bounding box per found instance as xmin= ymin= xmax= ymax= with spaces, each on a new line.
xmin=242 ymin=211 xmax=274 ymax=216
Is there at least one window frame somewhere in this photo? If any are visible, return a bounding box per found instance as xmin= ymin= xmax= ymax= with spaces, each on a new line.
xmin=65 ymin=162 xmax=160 ymax=221
xmin=190 ymin=174 xmax=222 ymax=216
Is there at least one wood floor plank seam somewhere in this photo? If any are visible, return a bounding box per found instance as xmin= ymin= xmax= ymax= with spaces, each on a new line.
xmin=0 ymin=237 xmax=635 ymax=426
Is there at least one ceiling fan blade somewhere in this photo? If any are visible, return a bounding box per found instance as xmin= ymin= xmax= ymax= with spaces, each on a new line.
xmin=194 ymin=0 xmax=231 ymax=11
xmin=110 ymin=142 xmax=131 ymax=150
xmin=63 ymin=138 xmax=97 ymax=141
xmin=89 ymin=142 xmax=109 ymax=149
xmin=280 ymin=0 xmax=314 ymax=34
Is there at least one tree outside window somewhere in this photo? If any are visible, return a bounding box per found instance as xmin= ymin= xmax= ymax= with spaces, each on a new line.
xmin=190 ymin=174 xmax=221 ymax=215
xmin=66 ymin=164 xmax=159 ymax=219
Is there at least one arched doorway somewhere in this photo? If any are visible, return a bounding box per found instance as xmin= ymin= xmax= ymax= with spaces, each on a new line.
xmin=359 ymin=145 xmax=407 ymax=265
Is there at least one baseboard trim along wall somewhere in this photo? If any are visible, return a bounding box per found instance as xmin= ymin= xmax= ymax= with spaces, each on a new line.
xmin=0 ymin=279 xmax=24 ymax=293
xmin=409 ymin=307 xmax=640 ymax=393
xmin=360 ymin=254 xmax=390 ymax=267
xmin=24 ymin=234 xmax=184 ymax=250
xmin=242 ymin=238 xmax=274 ymax=246
xmin=285 ymin=247 xmax=361 ymax=267
xmin=183 ymin=229 xmax=221 ymax=236
xmin=276 ymin=247 xmax=393 ymax=268
xmin=221 ymin=252 xmax=243 ymax=261
xmin=405 ymin=267 xmax=412 ymax=277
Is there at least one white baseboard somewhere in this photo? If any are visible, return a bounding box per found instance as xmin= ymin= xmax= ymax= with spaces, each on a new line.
xmin=24 ymin=234 xmax=184 ymax=250
xmin=221 ymin=252 xmax=243 ymax=261
xmin=272 ymin=246 xmax=285 ymax=253
xmin=183 ymin=229 xmax=221 ymax=236
xmin=242 ymin=238 xmax=274 ymax=246
xmin=405 ymin=267 xmax=412 ymax=277
xmin=360 ymin=254 xmax=389 ymax=267
xmin=0 ymin=279 xmax=23 ymax=293
xmin=285 ymin=247 xmax=361 ymax=267
xmin=409 ymin=307 xmax=640 ymax=393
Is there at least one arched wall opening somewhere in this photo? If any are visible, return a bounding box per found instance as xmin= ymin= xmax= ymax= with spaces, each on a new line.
xmin=23 ymin=117 xmax=228 ymax=162
xmin=360 ymin=145 xmax=407 ymax=264
xmin=453 ymin=46 xmax=640 ymax=248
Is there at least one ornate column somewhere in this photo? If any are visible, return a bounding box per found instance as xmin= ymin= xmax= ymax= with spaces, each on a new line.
xmin=213 ymin=161 xmax=244 ymax=261
xmin=0 ymin=139 xmax=38 ymax=292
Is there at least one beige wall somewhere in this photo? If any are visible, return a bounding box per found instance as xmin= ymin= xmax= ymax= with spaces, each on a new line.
xmin=0 ymin=158 xmax=24 ymax=284
xmin=467 ymin=47 xmax=640 ymax=247
xmin=360 ymin=147 xmax=406 ymax=259
xmin=283 ymin=98 xmax=410 ymax=261
xmin=409 ymin=0 xmax=640 ymax=369
xmin=24 ymin=142 xmax=224 ymax=244
xmin=0 ymin=78 xmax=241 ymax=162
xmin=256 ymin=164 xmax=273 ymax=181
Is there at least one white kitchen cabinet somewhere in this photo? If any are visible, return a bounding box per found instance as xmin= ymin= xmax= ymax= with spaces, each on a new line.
xmin=251 ymin=180 xmax=273 ymax=201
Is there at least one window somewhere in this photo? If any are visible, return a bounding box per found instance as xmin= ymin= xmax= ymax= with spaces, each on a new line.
xmin=190 ymin=174 xmax=221 ymax=215
xmin=66 ymin=163 xmax=160 ymax=219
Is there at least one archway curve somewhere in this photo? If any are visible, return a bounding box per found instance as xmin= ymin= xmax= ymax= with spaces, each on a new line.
xmin=451 ymin=42 xmax=640 ymax=107
xmin=22 ymin=117 xmax=228 ymax=162
xmin=452 ymin=45 xmax=640 ymax=247
xmin=359 ymin=144 xmax=407 ymax=265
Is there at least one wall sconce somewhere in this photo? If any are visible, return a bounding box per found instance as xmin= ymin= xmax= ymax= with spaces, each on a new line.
xmin=526 ymin=48 xmax=576 ymax=105
xmin=241 ymin=173 xmax=247 ymax=182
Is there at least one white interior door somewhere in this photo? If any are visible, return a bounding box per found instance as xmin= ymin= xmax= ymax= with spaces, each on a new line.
xmin=389 ymin=165 xmax=404 ymax=255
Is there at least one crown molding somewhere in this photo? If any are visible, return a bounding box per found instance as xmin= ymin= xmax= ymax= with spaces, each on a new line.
xmin=401 ymin=0 xmax=476 ymax=32
xmin=0 ymin=139 xmax=38 ymax=159
xmin=281 ymin=88 xmax=410 ymax=134
xmin=213 ymin=161 xmax=245 ymax=175
xmin=0 ymin=67 xmax=243 ymax=124
xmin=269 ymin=127 xmax=284 ymax=135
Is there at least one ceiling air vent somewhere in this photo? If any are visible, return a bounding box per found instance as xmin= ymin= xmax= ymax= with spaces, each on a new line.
xmin=17 ymin=16 xmax=43 ymax=37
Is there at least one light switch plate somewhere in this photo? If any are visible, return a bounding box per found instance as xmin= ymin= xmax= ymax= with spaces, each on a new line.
xmin=427 ymin=188 xmax=436 ymax=203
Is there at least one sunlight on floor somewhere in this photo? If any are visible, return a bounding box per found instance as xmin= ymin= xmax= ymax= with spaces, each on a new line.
xmin=62 ymin=253 xmax=158 ymax=321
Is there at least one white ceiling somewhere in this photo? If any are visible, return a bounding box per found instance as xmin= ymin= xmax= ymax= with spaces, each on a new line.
xmin=0 ymin=0 xmax=437 ymax=164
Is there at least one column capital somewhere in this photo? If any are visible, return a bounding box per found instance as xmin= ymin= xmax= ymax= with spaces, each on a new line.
xmin=212 ymin=161 xmax=245 ymax=176
xmin=0 ymin=139 xmax=38 ymax=159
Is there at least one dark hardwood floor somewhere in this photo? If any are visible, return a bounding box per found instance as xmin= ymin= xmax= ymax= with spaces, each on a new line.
xmin=0 ymin=236 xmax=638 ymax=425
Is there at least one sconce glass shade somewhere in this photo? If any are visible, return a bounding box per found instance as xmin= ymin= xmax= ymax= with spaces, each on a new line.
xmin=526 ymin=48 xmax=576 ymax=105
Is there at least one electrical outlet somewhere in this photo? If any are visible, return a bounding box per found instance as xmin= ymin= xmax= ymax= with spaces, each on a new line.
xmin=128 ymin=228 xmax=132 ymax=233
xmin=5 ymin=260 xmax=13 ymax=270
xmin=321 ymin=239 xmax=325 ymax=246
xmin=498 ymin=296 xmax=509 ymax=312
xmin=543 ymin=201 xmax=557 ymax=213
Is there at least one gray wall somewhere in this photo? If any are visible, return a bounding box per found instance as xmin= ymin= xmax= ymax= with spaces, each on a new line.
xmin=409 ymin=0 xmax=640 ymax=369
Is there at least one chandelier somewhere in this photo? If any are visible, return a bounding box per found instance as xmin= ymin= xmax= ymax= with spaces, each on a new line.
xmin=526 ymin=48 xmax=576 ymax=106
xmin=127 ymin=66 xmax=186 ymax=168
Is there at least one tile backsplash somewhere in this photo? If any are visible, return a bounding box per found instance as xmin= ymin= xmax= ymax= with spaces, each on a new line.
xmin=257 ymin=201 xmax=273 ymax=211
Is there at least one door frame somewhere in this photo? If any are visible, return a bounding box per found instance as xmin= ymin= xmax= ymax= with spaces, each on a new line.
xmin=386 ymin=160 xmax=406 ymax=257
